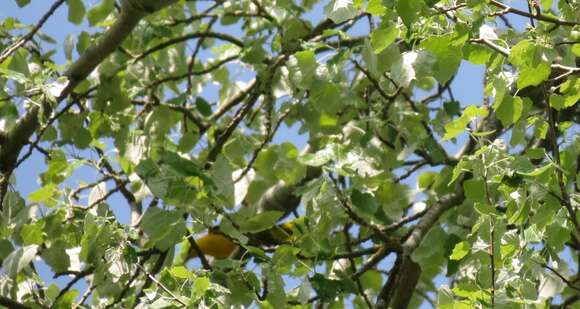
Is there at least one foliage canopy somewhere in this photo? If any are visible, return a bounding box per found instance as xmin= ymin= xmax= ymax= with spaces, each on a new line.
xmin=0 ymin=0 xmax=579 ymax=308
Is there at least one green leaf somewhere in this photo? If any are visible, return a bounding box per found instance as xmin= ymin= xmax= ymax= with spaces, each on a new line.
xmin=64 ymin=35 xmax=75 ymax=61
xmin=58 ymin=114 xmax=93 ymax=149
xmin=524 ymin=225 xmax=542 ymax=243
xmin=517 ymin=63 xmax=551 ymax=89
xmin=541 ymin=0 xmax=553 ymax=8
xmin=474 ymin=203 xmax=497 ymax=216
xmin=310 ymin=81 xmax=341 ymax=114
xmin=0 ymin=240 xmax=14 ymax=262
xmin=241 ymin=40 xmax=267 ymax=64
xmin=67 ymin=0 xmax=86 ymax=25
xmin=28 ymin=183 xmax=57 ymax=204
xmin=161 ymin=151 xmax=204 ymax=178
xmin=239 ymin=211 xmax=284 ymax=233
xmin=274 ymin=143 xmax=306 ymax=185
xmin=20 ymin=222 xmax=45 ymax=245
xmin=210 ymin=156 xmax=235 ymax=206
xmin=421 ymin=34 xmax=463 ymax=84
xmin=443 ymin=115 xmax=469 ymax=140
xmin=450 ymin=241 xmax=469 ymax=260
xmin=223 ymin=136 xmax=250 ymax=167
xmin=518 ymin=163 xmax=553 ymax=177
xmin=193 ymin=277 xmax=211 ymax=300
xmin=140 ymin=207 xmax=187 ymax=251
xmin=572 ymin=43 xmax=580 ymax=57
xmin=0 ymin=68 xmax=28 ymax=84
xmin=298 ymin=146 xmax=334 ymax=166
xmin=549 ymin=94 xmax=565 ymax=111
xmin=195 ymin=97 xmax=212 ymax=116
xmin=255 ymin=147 xmax=279 ymax=181
xmin=326 ymin=0 xmax=358 ymax=23
xmin=8 ymin=49 xmax=30 ymax=77
xmin=437 ymin=285 xmax=455 ymax=307
xmin=443 ymin=105 xmax=488 ymax=140
xmin=417 ymin=171 xmax=438 ymax=190
xmin=288 ymin=50 xmax=317 ymax=89
xmin=395 ymin=58 xmax=419 ymax=90
xmin=54 ymin=290 xmax=79 ymax=308
xmin=493 ymin=95 xmax=523 ymax=126
xmin=350 ymin=189 xmax=378 ymax=215
xmin=370 ymin=23 xmax=399 ymax=54
xmin=76 ymin=31 xmax=91 ymax=54
xmin=366 ymin=0 xmax=386 ymax=16
xmin=135 ymin=159 xmax=169 ymax=198
xmin=396 ymin=0 xmax=423 ymax=27
xmin=559 ymin=77 xmax=580 ymax=108
xmin=412 ymin=225 xmax=447 ymax=263
xmin=546 ymin=224 xmax=570 ymax=249
xmin=310 ymin=274 xmax=344 ymax=301
xmin=463 ymin=105 xmax=488 ymax=118
xmin=509 ymin=40 xmax=534 ymax=67
xmin=2 ymin=245 xmax=38 ymax=278
xmin=170 ymin=266 xmax=192 ymax=279
xmin=359 ymin=270 xmax=382 ymax=291
xmin=509 ymin=40 xmax=551 ymax=89
xmin=41 ymin=242 xmax=70 ymax=274
xmin=86 ymin=0 xmax=114 ymax=26
xmin=463 ymin=44 xmax=491 ymax=65
xmin=464 ymin=179 xmax=485 ymax=202
xmin=14 ymin=0 xmax=30 ymax=7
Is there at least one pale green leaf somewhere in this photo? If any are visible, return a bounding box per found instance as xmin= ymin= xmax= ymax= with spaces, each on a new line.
xmin=370 ymin=23 xmax=399 ymax=54
xmin=86 ymin=0 xmax=114 ymax=26
xmin=14 ymin=0 xmax=30 ymax=7
xmin=326 ymin=0 xmax=358 ymax=23
xmin=494 ymin=95 xmax=523 ymax=126
xmin=67 ymin=0 xmax=86 ymax=25
xmin=350 ymin=189 xmax=378 ymax=215
xmin=2 ymin=245 xmax=38 ymax=278
xmin=366 ymin=0 xmax=386 ymax=16
xmin=464 ymin=179 xmax=485 ymax=202
xmin=239 ymin=211 xmax=284 ymax=233
xmin=450 ymin=241 xmax=469 ymax=260
xmin=396 ymin=0 xmax=423 ymax=27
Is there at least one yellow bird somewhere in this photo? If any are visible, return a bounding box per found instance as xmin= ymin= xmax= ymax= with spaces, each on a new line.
xmin=176 ymin=220 xmax=298 ymax=264
xmin=188 ymin=232 xmax=237 ymax=260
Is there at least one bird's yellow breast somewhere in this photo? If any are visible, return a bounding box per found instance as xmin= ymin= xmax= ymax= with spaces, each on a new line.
xmin=190 ymin=233 xmax=236 ymax=260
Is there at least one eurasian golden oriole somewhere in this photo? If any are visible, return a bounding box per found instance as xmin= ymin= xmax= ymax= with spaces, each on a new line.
xmin=176 ymin=220 xmax=297 ymax=264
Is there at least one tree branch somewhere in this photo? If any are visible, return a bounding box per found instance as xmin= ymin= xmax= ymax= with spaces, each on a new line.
xmin=0 ymin=296 xmax=32 ymax=309
xmin=489 ymin=0 xmax=580 ymax=26
xmin=0 ymin=0 xmax=66 ymax=64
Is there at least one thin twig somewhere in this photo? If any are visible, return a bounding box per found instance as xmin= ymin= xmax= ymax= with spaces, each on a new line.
xmin=394 ymin=161 xmax=428 ymax=183
xmin=149 ymin=55 xmax=238 ymax=89
xmin=343 ymin=224 xmax=373 ymax=308
xmin=135 ymin=264 xmax=188 ymax=306
xmin=51 ymin=267 xmax=94 ymax=308
xmin=489 ymin=0 xmax=579 ymax=26
xmin=135 ymin=32 xmax=245 ymax=62
xmin=234 ymin=108 xmax=291 ymax=182
xmin=186 ymin=232 xmax=212 ymax=270
xmin=205 ymin=84 xmax=261 ymax=168
xmin=0 ymin=0 xmax=66 ymax=64
xmin=384 ymin=207 xmax=429 ymax=232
